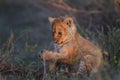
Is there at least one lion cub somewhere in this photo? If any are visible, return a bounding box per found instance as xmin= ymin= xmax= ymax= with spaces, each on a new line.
xmin=41 ymin=16 xmax=102 ymax=75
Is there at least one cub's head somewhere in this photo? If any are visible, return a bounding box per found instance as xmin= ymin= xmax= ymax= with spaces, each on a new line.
xmin=48 ymin=17 xmax=77 ymax=44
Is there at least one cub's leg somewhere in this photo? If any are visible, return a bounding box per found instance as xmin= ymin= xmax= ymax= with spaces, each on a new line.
xmin=78 ymin=55 xmax=97 ymax=76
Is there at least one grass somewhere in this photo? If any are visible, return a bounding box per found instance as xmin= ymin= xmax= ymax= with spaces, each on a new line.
xmin=0 ymin=24 xmax=120 ymax=80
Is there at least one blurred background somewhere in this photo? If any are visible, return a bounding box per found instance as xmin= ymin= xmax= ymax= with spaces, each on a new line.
xmin=0 ymin=0 xmax=120 ymax=80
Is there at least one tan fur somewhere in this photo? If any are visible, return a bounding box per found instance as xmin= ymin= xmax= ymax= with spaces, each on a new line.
xmin=41 ymin=16 xmax=103 ymax=73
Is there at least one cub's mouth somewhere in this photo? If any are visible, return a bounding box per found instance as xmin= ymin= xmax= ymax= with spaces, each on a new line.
xmin=54 ymin=39 xmax=63 ymax=44
xmin=54 ymin=37 xmax=70 ymax=46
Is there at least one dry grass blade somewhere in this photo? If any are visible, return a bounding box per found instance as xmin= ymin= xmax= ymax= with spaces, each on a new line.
xmin=0 ymin=32 xmax=15 ymax=64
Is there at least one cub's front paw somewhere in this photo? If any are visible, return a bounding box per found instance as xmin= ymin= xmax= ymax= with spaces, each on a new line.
xmin=40 ymin=50 xmax=52 ymax=61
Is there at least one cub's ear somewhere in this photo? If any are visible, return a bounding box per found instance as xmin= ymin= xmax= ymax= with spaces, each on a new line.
xmin=64 ymin=17 xmax=74 ymax=27
xmin=48 ymin=17 xmax=56 ymax=23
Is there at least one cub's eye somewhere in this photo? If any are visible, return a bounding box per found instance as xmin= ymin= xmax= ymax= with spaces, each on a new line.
xmin=58 ymin=32 xmax=62 ymax=35
xmin=66 ymin=22 xmax=69 ymax=25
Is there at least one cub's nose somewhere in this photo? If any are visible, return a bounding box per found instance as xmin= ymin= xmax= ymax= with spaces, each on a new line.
xmin=54 ymin=38 xmax=58 ymax=43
